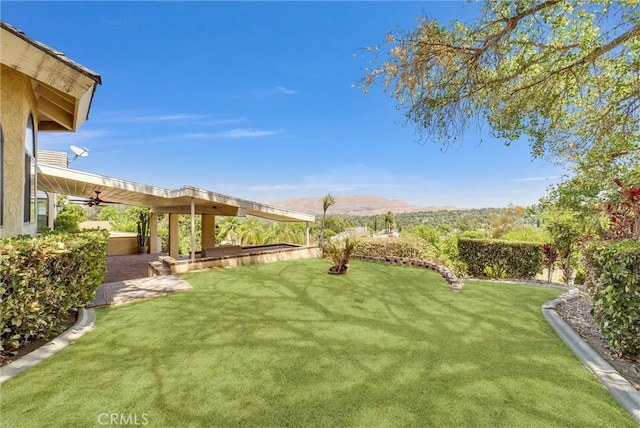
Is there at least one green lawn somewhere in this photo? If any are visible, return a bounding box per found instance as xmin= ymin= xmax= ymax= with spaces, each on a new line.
xmin=1 ymin=258 xmax=635 ymax=427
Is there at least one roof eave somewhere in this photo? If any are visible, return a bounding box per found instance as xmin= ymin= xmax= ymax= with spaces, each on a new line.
xmin=0 ymin=22 xmax=101 ymax=132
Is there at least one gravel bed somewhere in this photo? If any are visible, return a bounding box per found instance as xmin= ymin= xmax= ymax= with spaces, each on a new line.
xmin=555 ymin=290 xmax=640 ymax=391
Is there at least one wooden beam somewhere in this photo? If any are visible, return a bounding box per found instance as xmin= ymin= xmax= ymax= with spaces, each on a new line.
xmin=1 ymin=29 xmax=95 ymax=98
xmin=38 ymin=121 xmax=67 ymax=131
xmin=34 ymin=83 xmax=75 ymax=114
xmin=74 ymin=83 xmax=95 ymax=129
xmin=38 ymin=97 xmax=74 ymax=130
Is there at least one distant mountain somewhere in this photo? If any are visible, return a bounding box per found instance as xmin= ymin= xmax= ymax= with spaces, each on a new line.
xmin=273 ymin=195 xmax=459 ymax=216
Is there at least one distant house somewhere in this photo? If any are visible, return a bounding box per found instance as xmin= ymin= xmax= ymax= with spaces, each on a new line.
xmin=0 ymin=22 xmax=101 ymax=239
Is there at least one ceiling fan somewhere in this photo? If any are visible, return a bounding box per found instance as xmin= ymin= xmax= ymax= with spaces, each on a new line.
xmin=76 ymin=190 xmax=116 ymax=207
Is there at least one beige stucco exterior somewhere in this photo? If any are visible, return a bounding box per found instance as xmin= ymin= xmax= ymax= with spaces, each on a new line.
xmin=0 ymin=65 xmax=39 ymax=237
xmin=201 ymin=214 xmax=216 ymax=249
xmin=107 ymin=235 xmax=139 ymax=256
xmin=0 ymin=22 xmax=101 ymax=239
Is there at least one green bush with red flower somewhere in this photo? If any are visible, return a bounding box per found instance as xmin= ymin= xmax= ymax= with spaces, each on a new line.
xmin=585 ymin=179 xmax=640 ymax=359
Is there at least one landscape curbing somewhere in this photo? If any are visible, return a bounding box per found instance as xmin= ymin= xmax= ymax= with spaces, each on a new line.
xmin=0 ymin=307 xmax=96 ymax=384
xmin=542 ymin=289 xmax=640 ymax=424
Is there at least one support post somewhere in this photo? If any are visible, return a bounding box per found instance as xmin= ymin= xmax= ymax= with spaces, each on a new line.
xmin=149 ymin=212 xmax=159 ymax=253
xmin=306 ymin=222 xmax=310 ymax=247
xmin=202 ymin=214 xmax=216 ymax=250
xmin=190 ymin=198 xmax=195 ymax=261
xmin=168 ymin=213 xmax=179 ymax=259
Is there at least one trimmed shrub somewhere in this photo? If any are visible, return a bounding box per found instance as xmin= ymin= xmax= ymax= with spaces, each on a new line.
xmin=53 ymin=204 xmax=87 ymax=233
xmin=0 ymin=230 xmax=108 ymax=353
xmin=353 ymin=237 xmax=431 ymax=260
xmin=584 ymin=239 xmax=640 ymax=358
xmin=501 ymin=225 xmax=550 ymax=243
xmin=457 ymin=238 xmax=543 ymax=279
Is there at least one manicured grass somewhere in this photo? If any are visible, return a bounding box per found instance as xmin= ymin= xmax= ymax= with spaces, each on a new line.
xmin=1 ymin=259 xmax=635 ymax=427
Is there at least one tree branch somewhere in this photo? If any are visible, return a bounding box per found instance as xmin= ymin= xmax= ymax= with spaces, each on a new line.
xmin=558 ymin=23 xmax=640 ymax=74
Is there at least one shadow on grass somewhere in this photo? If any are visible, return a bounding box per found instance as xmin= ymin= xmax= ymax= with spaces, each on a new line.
xmin=0 ymin=259 xmax=635 ymax=427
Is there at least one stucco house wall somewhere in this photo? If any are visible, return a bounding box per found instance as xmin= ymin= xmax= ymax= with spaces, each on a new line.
xmin=0 ymin=22 xmax=101 ymax=239
xmin=0 ymin=64 xmax=39 ymax=238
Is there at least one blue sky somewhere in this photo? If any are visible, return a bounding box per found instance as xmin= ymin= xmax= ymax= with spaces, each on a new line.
xmin=3 ymin=1 xmax=565 ymax=209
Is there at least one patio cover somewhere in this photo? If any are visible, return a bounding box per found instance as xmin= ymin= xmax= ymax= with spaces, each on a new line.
xmin=37 ymin=164 xmax=315 ymax=223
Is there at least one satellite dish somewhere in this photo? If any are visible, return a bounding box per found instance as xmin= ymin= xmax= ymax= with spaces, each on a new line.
xmin=70 ymin=145 xmax=89 ymax=157
xmin=69 ymin=145 xmax=89 ymax=163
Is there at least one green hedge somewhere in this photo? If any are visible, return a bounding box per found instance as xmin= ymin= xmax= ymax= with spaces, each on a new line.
xmin=0 ymin=230 xmax=108 ymax=353
xmin=353 ymin=237 xmax=431 ymax=260
xmin=457 ymin=238 xmax=544 ymax=279
xmin=584 ymin=239 xmax=640 ymax=358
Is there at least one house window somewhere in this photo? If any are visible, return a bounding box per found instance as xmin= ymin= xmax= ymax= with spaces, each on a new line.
xmin=24 ymin=113 xmax=36 ymax=223
xmin=37 ymin=191 xmax=49 ymax=233
xmin=0 ymin=122 xmax=3 ymax=227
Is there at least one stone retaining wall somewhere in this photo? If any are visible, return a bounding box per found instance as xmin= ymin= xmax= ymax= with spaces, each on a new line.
xmin=352 ymin=255 xmax=463 ymax=292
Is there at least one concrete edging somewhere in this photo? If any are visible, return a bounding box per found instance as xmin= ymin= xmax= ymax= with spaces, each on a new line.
xmin=542 ymin=289 xmax=640 ymax=423
xmin=0 ymin=308 xmax=96 ymax=384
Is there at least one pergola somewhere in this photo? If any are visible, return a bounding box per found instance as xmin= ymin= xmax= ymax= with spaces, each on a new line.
xmin=37 ymin=164 xmax=315 ymax=259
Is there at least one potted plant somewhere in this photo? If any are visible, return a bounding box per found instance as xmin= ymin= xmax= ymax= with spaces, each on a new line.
xmin=325 ymin=237 xmax=355 ymax=274
xmin=136 ymin=209 xmax=150 ymax=254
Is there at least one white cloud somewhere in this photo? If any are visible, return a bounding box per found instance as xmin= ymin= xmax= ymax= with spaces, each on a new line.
xmin=297 ymin=164 xmax=434 ymax=192
xmin=235 ymin=163 xmax=556 ymax=208
xmin=92 ymin=111 xmax=221 ymax=124
xmin=195 ymin=162 xmax=557 ymax=208
xmin=511 ymin=176 xmax=560 ymax=182
xmin=237 ymin=164 xmax=441 ymax=204
xmin=37 ymin=129 xmax=113 ymax=150
xmin=125 ymin=113 xmax=211 ymax=122
xmin=184 ymin=129 xmax=283 ymax=139
xmin=91 ymin=110 xmax=247 ymax=125
xmin=102 ymin=17 xmax=128 ymax=26
xmin=207 ymin=118 xmax=247 ymax=126
xmin=38 ymin=126 xmax=281 ymax=151
xmin=249 ymin=184 xmax=301 ymax=191
xmin=273 ymin=86 xmax=298 ymax=95
xmin=252 ymin=86 xmax=299 ymax=97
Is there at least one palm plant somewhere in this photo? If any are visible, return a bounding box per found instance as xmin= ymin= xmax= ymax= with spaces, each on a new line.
xmin=325 ymin=237 xmax=355 ymax=274
xmin=384 ymin=211 xmax=395 ymax=234
xmin=216 ymin=217 xmax=241 ymax=245
xmin=278 ymin=223 xmax=305 ymax=245
xmin=320 ymin=193 xmax=335 ymax=249
xmin=239 ymin=217 xmax=263 ymax=246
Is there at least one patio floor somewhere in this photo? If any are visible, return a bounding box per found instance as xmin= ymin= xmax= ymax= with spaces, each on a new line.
xmin=95 ymin=245 xmax=313 ymax=308
xmin=103 ymin=253 xmax=166 ymax=283
xmin=90 ymin=253 xmax=191 ymax=308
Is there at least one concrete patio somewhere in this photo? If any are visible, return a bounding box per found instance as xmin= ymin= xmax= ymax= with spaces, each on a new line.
xmin=89 ymin=253 xmax=191 ymax=307
xmin=88 ymin=276 xmax=193 ymax=308
xmin=92 ymin=246 xmax=319 ymax=307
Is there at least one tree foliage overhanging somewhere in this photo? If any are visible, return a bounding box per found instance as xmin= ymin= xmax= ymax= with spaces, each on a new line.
xmin=362 ymin=0 xmax=640 ymax=166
